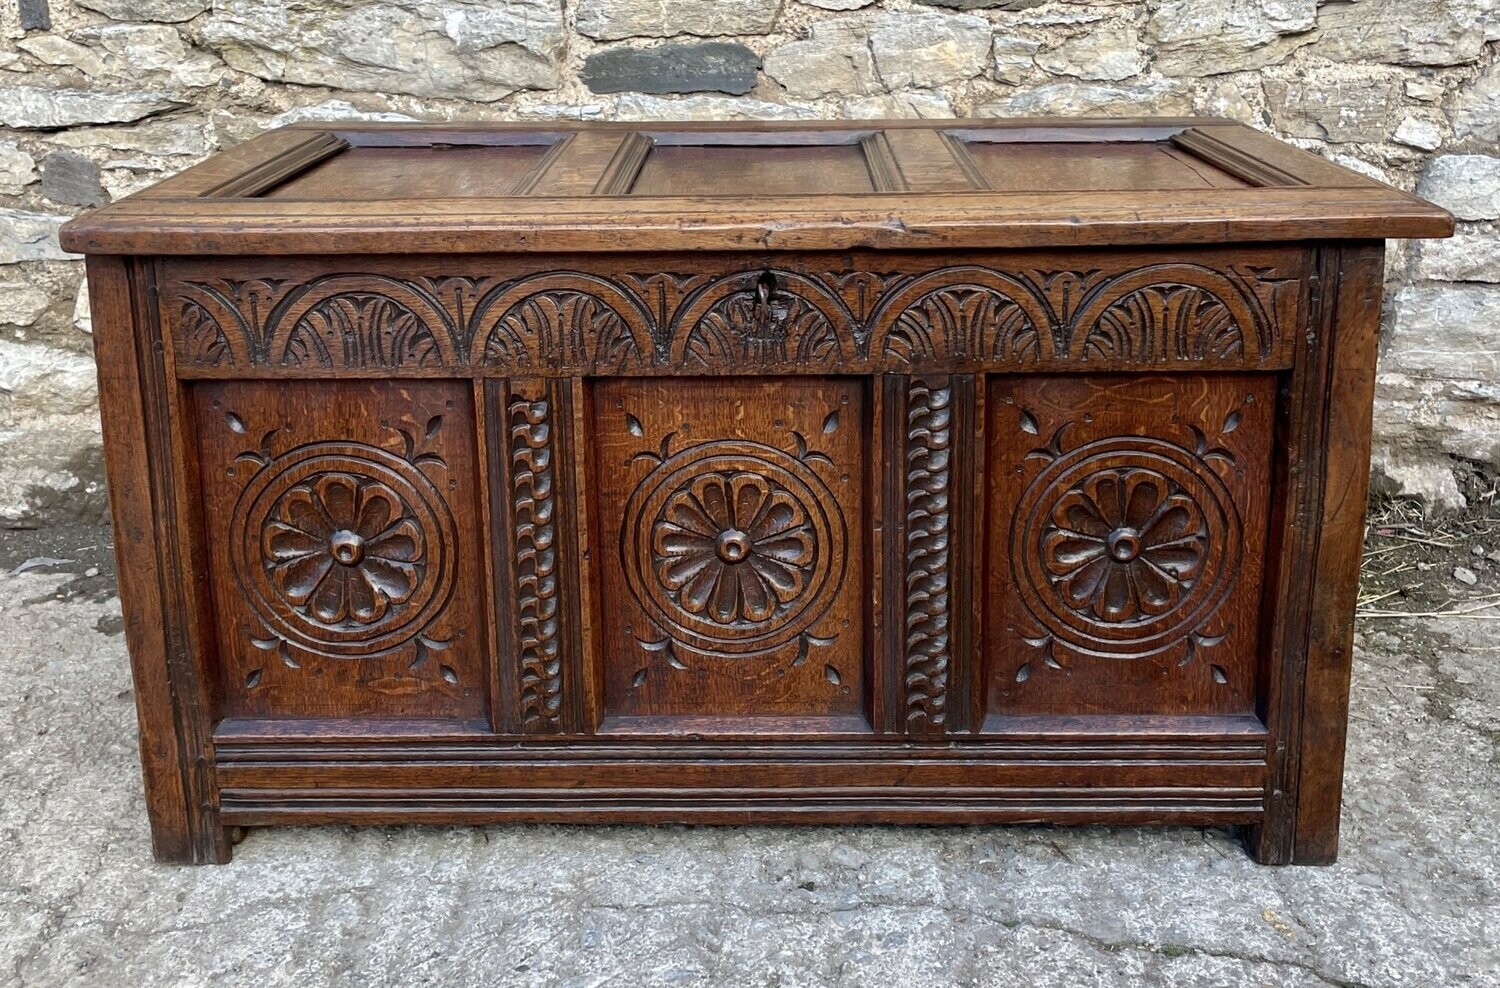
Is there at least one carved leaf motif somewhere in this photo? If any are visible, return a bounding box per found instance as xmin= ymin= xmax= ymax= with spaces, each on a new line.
xmin=485 ymin=291 xmax=638 ymax=371
xmin=286 ymin=293 xmax=443 ymax=369
xmin=179 ymin=299 xmax=234 ymax=368
xmin=1081 ymin=284 xmax=1244 ymax=362
xmin=169 ymin=261 xmax=1282 ymax=371
xmin=886 ymin=287 xmax=1039 ymax=364
xmin=687 ymin=288 xmax=841 ymax=367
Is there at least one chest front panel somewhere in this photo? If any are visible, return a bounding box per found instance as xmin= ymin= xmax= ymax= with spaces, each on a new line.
xmin=162 ymin=247 xmax=1303 ymax=742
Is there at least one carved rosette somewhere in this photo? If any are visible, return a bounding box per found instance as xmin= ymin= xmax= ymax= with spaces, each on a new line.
xmin=260 ymin=474 xmax=426 ymax=626
xmin=652 ymin=472 xmax=816 ymax=626
xmin=1012 ymin=436 xmax=1240 ymax=660
xmin=903 ymin=379 xmax=953 ymax=732
xmin=623 ymin=440 xmax=846 ymax=657
xmin=507 ymin=389 xmax=563 ymax=731
xmin=1042 ymin=469 xmax=1207 ymax=623
xmin=231 ymin=443 xmax=457 ymax=657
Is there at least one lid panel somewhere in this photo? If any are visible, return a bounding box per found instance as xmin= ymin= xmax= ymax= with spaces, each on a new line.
xmin=958 ymin=140 xmax=1248 ymax=192
xmin=629 ymin=143 xmax=878 ymax=197
xmin=261 ymin=144 xmax=561 ymax=200
xmin=57 ymin=119 xmax=1456 ymax=255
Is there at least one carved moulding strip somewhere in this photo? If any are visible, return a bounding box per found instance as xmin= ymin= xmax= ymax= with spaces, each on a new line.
xmin=902 ymin=376 xmax=955 ymax=736
xmin=505 ymin=381 xmax=564 ymax=733
xmin=162 ymin=254 xmax=1300 ymax=375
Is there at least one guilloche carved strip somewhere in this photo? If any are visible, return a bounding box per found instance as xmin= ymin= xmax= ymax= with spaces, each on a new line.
xmin=904 ymin=376 xmax=954 ymax=736
xmin=508 ymin=382 xmax=564 ymax=733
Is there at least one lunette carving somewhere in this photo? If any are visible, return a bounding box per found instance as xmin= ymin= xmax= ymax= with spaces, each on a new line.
xmin=166 ymin=260 xmax=1296 ymax=373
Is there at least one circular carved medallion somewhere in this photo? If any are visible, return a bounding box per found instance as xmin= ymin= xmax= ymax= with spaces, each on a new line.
xmin=231 ymin=443 xmax=455 ymax=656
xmin=623 ymin=441 xmax=845 ymax=656
xmin=1012 ymin=437 xmax=1240 ymax=659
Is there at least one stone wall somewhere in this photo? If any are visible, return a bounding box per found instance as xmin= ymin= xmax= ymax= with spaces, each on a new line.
xmin=1 ymin=0 xmax=1497 ymax=526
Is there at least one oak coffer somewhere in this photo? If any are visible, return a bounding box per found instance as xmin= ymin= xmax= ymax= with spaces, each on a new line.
xmin=59 ymin=118 xmax=1453 ymax=865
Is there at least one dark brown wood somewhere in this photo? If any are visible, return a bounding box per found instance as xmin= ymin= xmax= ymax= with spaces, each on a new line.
xmin=60 ymin=119 xmax=1452 ymax=864
xmin=200 ymin=132 xmax=351 ymax=199
xmin=152 ymin=246 xmax=1310 ymax=376
xmin=190 ymin=379 xmax=488 ymax=721
xmin=1248 ymin=243 xmax=1386 ymax=865
xmin=1168 ymin=130 xmax=1309 ymax=188
xmin=60 ymin=119 xmax=1451 ymax=256
xmin=983 ymin=375 xmax=1273 ymax=720
xmin=589 ymin=377 xmax=869 ymax=726
xmin=88 ymin=255 xmax=230 ymax=864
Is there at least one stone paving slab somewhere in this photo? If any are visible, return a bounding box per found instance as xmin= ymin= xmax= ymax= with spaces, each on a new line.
xmin=1 ymin=534 xmax=1497 ymax=988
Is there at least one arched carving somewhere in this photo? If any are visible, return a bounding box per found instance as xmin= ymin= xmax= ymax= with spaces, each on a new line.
xmin=669 ymin=270 xmax=855 ymax=368
xmin=164 ymin=256 xmax=1294 ymax=373
xmin=1067 ymin=265 xmax=1265 ymax=363
xmin=266 ymin=276 xmax=461 ymax=369
xmin=471 ymin=272 xmax=655 ymax=371
xmin=869 ymin=267 xmax=1056 ymax=365
xmin=168 ymin=279 xmax=280 ymax=368
xmin=176 ymin=297 xmax=236 ymax=368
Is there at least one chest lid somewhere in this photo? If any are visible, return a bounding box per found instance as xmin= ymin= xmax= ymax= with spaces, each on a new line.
xmin=59 ymin=118 xmax=1452 ymax=255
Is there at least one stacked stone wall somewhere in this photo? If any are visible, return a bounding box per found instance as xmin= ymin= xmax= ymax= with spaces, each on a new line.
xmin=2 ymin=0 xmax=1497 ymax=524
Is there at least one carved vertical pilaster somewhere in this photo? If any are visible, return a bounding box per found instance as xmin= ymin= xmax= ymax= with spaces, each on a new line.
xmin=506 ymin=381 xmax=564 ymax=733
xmin=903 ymin=376 xmax=955 ymax=736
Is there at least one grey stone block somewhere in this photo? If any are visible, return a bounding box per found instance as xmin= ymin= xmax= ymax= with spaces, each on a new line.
xmin=583 ymin=42 xmax=760 ymax=96
xmin=916 ymin=0 xmax=1046 ymax=8
xmin=42 ymin=151 xmax=107 ymax=208
xmin=18 ymin=0 xmax=50 ymax=32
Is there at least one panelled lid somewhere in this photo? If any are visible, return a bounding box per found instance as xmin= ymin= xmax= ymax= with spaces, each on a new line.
xmin=59 ymin=118 xmax=1453 ymax=255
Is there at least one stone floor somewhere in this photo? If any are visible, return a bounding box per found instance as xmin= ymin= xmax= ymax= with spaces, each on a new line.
xmin=1 ymin=526 xmax=1497 ymax=988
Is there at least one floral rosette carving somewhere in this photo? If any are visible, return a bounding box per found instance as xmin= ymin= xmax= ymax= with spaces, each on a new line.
xmin=231 ymin=443 xmax=456 ymax=657
xmin=262 ymin=473 xmax=426 ymax=627
xmin=621 ymin=439 xmax=845 ymax=657
xmin=1042 ymin=469 xmax=1205 ymax=624
xmin=652 ymin=472 xmax=816 ymax=626
xmin=1012 ymin=436 xmax=1239 ymax=660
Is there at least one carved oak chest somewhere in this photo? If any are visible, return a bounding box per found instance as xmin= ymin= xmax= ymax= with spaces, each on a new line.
xmin=59 ymin=118 xmax=1452 ymax=865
